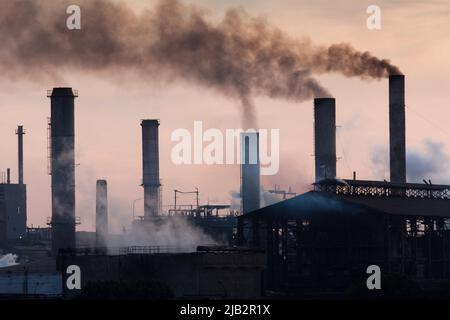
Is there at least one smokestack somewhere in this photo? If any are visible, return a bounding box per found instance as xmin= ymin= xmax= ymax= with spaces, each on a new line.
xmin=314 ymin=98 xmax=336 ymax=182
xmin=389 ymin=75 xmax=406 ymax=183
xmin=96 ymin=180 xmax=108 ymax=247
xmin=16 ymin=125 xmax=25 ymax=184
xmin=240 ymin=132 xmax=260 ymax=213
xmin=48 ymin=87 xmax=77 ymax=254
xmin=141 ymin=119 xmax=161 ymax=217
xmin=6 ymin=168 xmax=10 ymax=184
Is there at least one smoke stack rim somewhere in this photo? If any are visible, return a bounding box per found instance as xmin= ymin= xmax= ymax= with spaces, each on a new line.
xmin=96 ymin=179 xmax=107 ymax=186
xmin=48 ymin=87 xmax=78 ymax=97
xmin=141 ymin=119 xmax=160 ymax=126
xmin=314 ymin=97 xmax=336 ymax=105
xmin=389 ymin=74 xmax=405 ymax=80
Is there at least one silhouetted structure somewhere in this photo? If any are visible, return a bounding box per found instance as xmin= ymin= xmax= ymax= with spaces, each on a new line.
xmin=314 ymin=98 xmax=336 ymax=181
xmin=48 ymin=88 xmax=78 ymax=254
xmin=96 ymin=180 xmax=108 ymax=247
xmin=141 ymin=120 xmax=161 ymax=217
xmin=241 ymin=132 xmax=260 ymax=213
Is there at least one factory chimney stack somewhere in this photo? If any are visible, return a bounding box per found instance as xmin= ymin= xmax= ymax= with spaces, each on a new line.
xmin=389 ymin=75 xmax=406 ymax=183
xmin=48 ymin=87 xmax=77 ymax=254
xmin=16 ymin=125 xmax=25 ymax=184
xmin=241 ymin=132 xmax=260 ymax=214
xmin=141 ymin=120 xmax=161 ymax=217
xmin=96 ymin=179 xmax=108 ymax=248
xmin=314 ymin=98 xmax=337 ymax=182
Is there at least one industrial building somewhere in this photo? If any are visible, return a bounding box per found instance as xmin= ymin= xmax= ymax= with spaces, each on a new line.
xmin=238 ymin=180 xmax=450 ymax=295
xmin=57 ymin=246 xmax=265 ymax=299
xmin=2 ymin=74 xmax=450 ymax=299
xmin=0 ymin=126 xmax=27 ymax=246
xmin=0 ymin=87 xmax=258 ymax=299
xmin=132 ymin=118 xmax=240 ymax=245
xmin=0 ymin=180 xmax=27 ymax=245
xmin=238 ymin=75 xmax=450 ymax=296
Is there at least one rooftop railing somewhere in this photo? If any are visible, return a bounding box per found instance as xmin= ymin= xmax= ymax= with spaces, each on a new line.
xmin=59 ymin=245 xmax=197 ymax=256
xmin=315 ymin=179 xmax=450 ymax=200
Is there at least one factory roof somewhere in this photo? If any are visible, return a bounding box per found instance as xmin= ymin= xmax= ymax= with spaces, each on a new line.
xmin=241 ymin=191 xmax=370 ymax=220
xmin=242 ymin=179 xmax=450 ymax=220
xmin=47 ymin=87 xmax=78 ymax=97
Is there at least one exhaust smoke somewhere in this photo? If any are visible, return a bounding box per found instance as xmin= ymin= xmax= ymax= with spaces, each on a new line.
xmin=0 ymin=253 xmax=19 ymax=268
xmin=0 ymin=0 xmax=401 ymax=126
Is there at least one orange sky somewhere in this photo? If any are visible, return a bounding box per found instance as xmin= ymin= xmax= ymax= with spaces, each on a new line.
xmin=0 ymin=0 xmax=449 ymax=232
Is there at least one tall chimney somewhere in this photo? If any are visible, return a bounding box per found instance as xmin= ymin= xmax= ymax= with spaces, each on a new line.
xmin=240 ymin=132 xmax=260 ymax=213
xmin=96 ymin=180 xmax=108 ymax=247
xmin=6 ymin=168 xmax=10 ymax=184
xmin=48 ymin=87 xmax=77 ymax=254
xmin=389 ymin=75 xmax=406 ymax=183
xmin=141 ymin=120 xmax=160 ymax=217
xmin=16 ymin=125 xmax=25 ymax=184
xmin=314 ymin=98 xmax=336 ymax=182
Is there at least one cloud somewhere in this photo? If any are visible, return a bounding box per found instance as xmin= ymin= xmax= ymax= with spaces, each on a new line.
xmin=371 ymin=140 xmax=450 ymax=183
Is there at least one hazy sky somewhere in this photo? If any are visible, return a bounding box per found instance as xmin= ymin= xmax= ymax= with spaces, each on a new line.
xmin=0 ymin=0 xmax=449 ymax=232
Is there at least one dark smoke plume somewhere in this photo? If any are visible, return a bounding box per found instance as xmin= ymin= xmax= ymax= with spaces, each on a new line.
xmin=0 ymin=0 xmax=401 ymax=126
